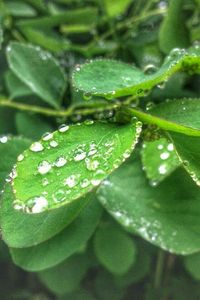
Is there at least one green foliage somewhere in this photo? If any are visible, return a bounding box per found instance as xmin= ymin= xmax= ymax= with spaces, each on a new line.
xmin=94 ymin=222 xmax=137 ymax=275
xmin=0 ymin=0 xmax=200 ymax=299
xmin=7 ymin=42 xmax=66 ymax=108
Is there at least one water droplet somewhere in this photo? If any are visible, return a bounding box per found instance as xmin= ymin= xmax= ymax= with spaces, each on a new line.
xmin=84 ymin=119 xmax=94 ymax=125
xmin=123 ymin=149 xmax=131 ymax=159
xmin=158 ymin=164 xmax=167 ymax=174
xmin=52 ymin=190 xmax=66 ymax=203
xmin=167 ymin=143 xmax=174 ymax=151
xmin=17 ymin=154 xmax=24 ymax=162
xmin=143 ymin=64 xmax=157 ymax=75
xmin=83 ymin=93 xmax=92 ymax=101
xmin=13 ymin=199 xmax=24 ymax=211
xmin=85 ymin=158 xmax=99 ymax=171
xmin=0 ymin=136 xmax=8 ymax=143
xmin=42 ymin=132 xmax=53 ymax=141
xmin=38 ymin=161 xmax=52 ymax=174
xmin=54 ymin=157 xmax=67 ymax=167
xmin=42 ymin=178 xmax=49 ymax=186
xmin=30 ymin=142 xmax=44 ymax=152
xmin=58 ymin=124 xmax=69 ymax=133
xmin=64 ymin=175 xmax=78 ymax=188
xmin=160 ymin=152 xmax=169 ymax=160
xmin=74 ymin=149 xmax=86 ymax=161
xmin=50 ymin=140 xmax=58 ymax=148
xmin=28 ymin=196 xmax=48 ymax=213
xmin=157 ymin=144 xmax=164 ymax=150
xmin=80 ymin=178 xmax=90 ymax=188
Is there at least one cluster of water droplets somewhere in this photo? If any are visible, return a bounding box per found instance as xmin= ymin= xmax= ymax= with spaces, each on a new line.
xmin=13 ymin=120 xmax=140 ymax=213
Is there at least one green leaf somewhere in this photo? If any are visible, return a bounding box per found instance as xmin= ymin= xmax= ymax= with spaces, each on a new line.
xmin=104 ymin=0 xmax=132 ymax=17
xmin=141 ymin=137 xmax=181 ymax=185
xmin=58 ymin=288 xmax=96 ymax=300
xmin=10 ymin=198 xmax=102 ymax=271
xmin=16 ymin=112 xmax=53 ymax=140
xmin=0 ymin=184 xmax=90 ymax=248
xmin=0 ymin=136 xmax=31 ymax=190
xmin=6 ymin=42 xmax=66 ymax=108
xmin=17 ymin=7 xmax=98 ymax=29
xmin=38 ymin=253 xmax=90 ymax=295
xmin=159 ymin=0 xmax=189 ymax=54
xmin=12 ymin=120 xmax=142 ymax=212
xmin=184 ymin=252 xmax=200 ymax=280
xmin=169 ymin=132 xmax=200 ymax=187
xmin=94 ymin=223 xmax=137 ymax=275
xmin=95 ymin=270 xmax=125 ymax=300
xmin=4 ymin=1 xmax=37 ymax=17
xmin=114 ymin=240 xmax=151 ymax=287
xmin=126 ymin=98 xmax=200 ymax=137
xmin=21 ymin=28 xmax=70 ymax=53
xmin=5 ymin=71 xmax=33 ymax=99
xmin=97 ymin=153 xmax=200 ymax=254
xmin=72 ymin=46 xmax=200 ymax=99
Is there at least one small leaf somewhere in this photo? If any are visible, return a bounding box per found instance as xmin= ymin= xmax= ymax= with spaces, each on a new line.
xmin=17 ymin=7 xmax=98 ymax=29
xmin=5 ymin=71 xmax=33 ymax=99
xmin=0 ymin=136 xmax=31 ymax=189
xmin=10 ymin=198 xmax=102 ymax=271
xmin=159 ymin=0 xmax=189 ymax=54
xmin=141 ymin=137 xmax=181 ymax=185
xmin=72 ymin=46 xmax=200 ymax=99
xmin=0 ymin=184 xmax=91 ymax=248
xmin=38 ymin=253 xmax=90 ymax=295
xmin=184 ymin=252 xmax=200 ymax=280
xmin=4 ymin=1 xmax=37 ymax=17
xmin=98 ymin=153 xmax=200 ymax=254
xmin=169 ymin=132 xmax=200 ymax=187
xmin=104 ymin=0 xmax=132 ymax=17
xmin=94 ymin=223 xmax=137 ymax=275
xmin=6 ymin=42 xmax=66 ymax=108
xmin=114 ymin=240 xmax=151 ymax=286
xmin=12 ymin=120 xmax=142 ymax=212
xmin=126 ymin=98 xmax=200 ymax=137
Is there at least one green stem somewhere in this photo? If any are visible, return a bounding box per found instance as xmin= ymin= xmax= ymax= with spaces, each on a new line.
xmin=154 ymin=250 xmax=166 ymax=291
xmin=0 ymin=98 xmax=120 ymax=118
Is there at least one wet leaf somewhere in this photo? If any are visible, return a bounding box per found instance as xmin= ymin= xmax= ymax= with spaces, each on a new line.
xmin=5 ymin=71 xmax=33 ymax=99
xmin=0 ymin=136 xmax=31 ymax=190
xmin=169 ymin=132 xmax=200 ymax=187
xmin=98 ymin=153 xmax=200 ymax=254
xmin=12 ymin=120 xmax=142 ymax=213
xmin=141 ymin=137 xmax=181 ymax=185
xmin=72 ymin=46 xmax=200 ymax=99
xmin=38 ymin=253 xmax=90 ymax=295
xmin=10 ymin=198 xmax=102 ymax=271
xmin=6 ymin=42 xmax=66 ymax=108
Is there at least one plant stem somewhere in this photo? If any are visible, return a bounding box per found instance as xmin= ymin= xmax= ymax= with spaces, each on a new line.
xmin=0 ymin=98 xmax=120 ymax=118
xmin=154 ymin=250 xmax=166 ymax=291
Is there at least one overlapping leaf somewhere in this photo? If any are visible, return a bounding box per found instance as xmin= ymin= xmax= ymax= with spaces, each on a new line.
xmin=10 ymin=199 xmax=102 ymax=271
xmin=98 ymin=153 xmax=200 ymax=254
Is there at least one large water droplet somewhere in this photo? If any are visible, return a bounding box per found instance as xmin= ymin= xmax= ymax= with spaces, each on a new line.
xmin=54 ymin=157 xmax=67 ymax=167
xmin=38 ymin=161 xmax=52 ymax=174
xmin=30 ymin=142 xmax=44 ymax=152
xmin=42 ymin=132 xmax=53 ymax=141
xmin=58 ymin=124 xmax=69 ymax=133
xmin=64 ymin=175 xmax=78 ymax=188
